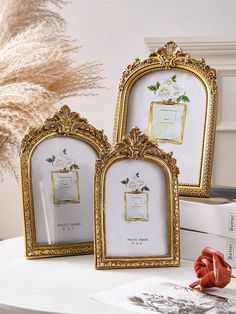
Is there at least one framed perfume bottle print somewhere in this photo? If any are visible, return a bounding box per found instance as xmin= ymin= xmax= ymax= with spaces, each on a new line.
xmin=20 ymin=105 xmax=110 ymax=258
xmin=94 ymin=127 xmax=180 ymax=269
xmin=113 ymin=41 xmax=217 ymax=197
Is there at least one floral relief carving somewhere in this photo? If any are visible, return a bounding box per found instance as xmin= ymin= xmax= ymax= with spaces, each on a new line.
xmin=119 ymin=41 xmax=217 ymax=91
xmin=21 ymin=105 xmax=111 ymax=156
xmin=108 ymin=128 xmax=179 ymax=177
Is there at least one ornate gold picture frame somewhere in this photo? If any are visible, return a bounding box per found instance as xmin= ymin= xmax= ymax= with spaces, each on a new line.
xmin=113 ymin=41 xmax=217 ymax=197
xmin=20 ymin=105 xmax=110 ymax=259
xmin=94 ymin=127 xmax=180 ymax=269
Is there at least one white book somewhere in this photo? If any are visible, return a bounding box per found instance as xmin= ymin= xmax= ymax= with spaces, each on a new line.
xmin=180 ymin=187 xmax=236 ymax=239
xmin=181 ymin=229 xmax=236 ymax=268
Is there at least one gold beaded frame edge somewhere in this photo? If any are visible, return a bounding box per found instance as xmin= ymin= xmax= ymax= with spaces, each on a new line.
xmin=112 ymin=41 xmax=217 ymax=197
xmin=94 ymin=127 xmax=180 ymax=269
xmin=20 ymin=105 xmax=111 ymax=259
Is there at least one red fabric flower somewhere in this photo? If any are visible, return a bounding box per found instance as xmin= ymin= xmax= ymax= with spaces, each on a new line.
xmin=189 ymin=247 xmax=232 ymax=291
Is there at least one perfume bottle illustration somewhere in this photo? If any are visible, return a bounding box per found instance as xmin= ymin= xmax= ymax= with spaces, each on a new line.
xmin=147 ymin=75 xmax=190 ymax=145
xmin=121 ymin=173 xmax=150 ymax=222
xmin=46 ymin=149 xmax=80 ymax=204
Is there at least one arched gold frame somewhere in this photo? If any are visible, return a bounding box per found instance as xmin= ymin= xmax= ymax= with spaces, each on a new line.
xmin=113 ymin=41 xmax=217 ymax=197
xmin=94 ymin=127 xmax=180 ymax=269
xmin=20 ymin=105 xmax=111 ymax=259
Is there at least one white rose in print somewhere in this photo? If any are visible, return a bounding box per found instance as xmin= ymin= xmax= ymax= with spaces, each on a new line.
xmin=158 ymin=85 xmax=172 ymax=101
xmin=127 ymin=174 xmax=145 ymax=192
xmin=46 ymin=148 xmax=79 ymax=171
xmin=148 ymin=75 xmax=190 ymax=103
xmin=122 ymin=173 xmax=150 ymax=193
xmin=121 ymin=173 xmax=150 ymax=222
xmin=54 ymin=151 xmax=74 ymax=169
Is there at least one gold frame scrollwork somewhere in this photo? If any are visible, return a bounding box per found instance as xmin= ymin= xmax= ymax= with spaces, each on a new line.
xmin=94 ymin=127 xmax=180 ymax=269
xmin=20 ymin=105 xmax=111 ymax=259
xmin=113 ymin=41 xmax=217 ymax=197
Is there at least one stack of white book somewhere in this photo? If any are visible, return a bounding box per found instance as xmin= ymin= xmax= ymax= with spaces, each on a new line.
xmin=180 ymin=187 xmax=236 ymax=267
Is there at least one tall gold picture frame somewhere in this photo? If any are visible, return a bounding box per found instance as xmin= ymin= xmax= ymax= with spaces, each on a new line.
xmin=113 ymin=41 xmax=217 ymax=197
xmin=20 ymin=105 xmax=110 ymax=258
xmin=94 ymin=127 xmax=180 ymax=269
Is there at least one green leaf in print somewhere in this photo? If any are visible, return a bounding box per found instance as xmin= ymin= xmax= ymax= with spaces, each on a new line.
xmin=171 ymin=75 xmax=177 ymax=82
xmin=147 ymin=85 xmax=157 ymax=92
xmin=182 ymin=95 xmax=190 ymax=102
xmin=70 ymin=163 xmax=79 ymax=170
xmin=176 ymin=95 xmax=182 ymax=102
xmin=147 ymin=81 xmax=160 ymax=95
xmin=46 ymin=155 xmax=55 ymax=164
xmin=155 ymin=82 xmax=160 ymax=89
xmin=63 ymin=149 xmax=67 ymax=154
xmin=177 ymin=95 xmax=183 ymax=103
xmin=141 ymin=185 xmax=150 ymax=192
xmin=121 ymin=178 xmax=129 ymax=185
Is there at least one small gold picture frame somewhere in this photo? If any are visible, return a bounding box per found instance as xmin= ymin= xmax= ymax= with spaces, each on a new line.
xmin=94 ymin=127 xmax=180 ymax=269
xmin=113 ymin=41 xmax=217 ymax=197
xmin=20 ymin=105 xmax=110 ymax=259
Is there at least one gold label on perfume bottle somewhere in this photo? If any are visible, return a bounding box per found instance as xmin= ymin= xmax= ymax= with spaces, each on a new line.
xmin=125 ymin=192 xmax=148 ymax=221
xmin=51 ymin=170 xmax=80 ymax=204
xmin=148 ymin=102 xmax=187 ymax=145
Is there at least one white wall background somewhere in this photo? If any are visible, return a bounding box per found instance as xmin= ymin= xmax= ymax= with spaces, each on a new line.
xmin=1 ymin=0 xmax=236 ymax=239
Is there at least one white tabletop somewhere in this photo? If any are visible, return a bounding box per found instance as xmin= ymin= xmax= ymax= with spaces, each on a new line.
xmin=0 ymin=238 xmax=236 ymax=314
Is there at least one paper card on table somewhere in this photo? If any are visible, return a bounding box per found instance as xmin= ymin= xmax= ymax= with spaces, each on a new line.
xmin=92 ymin=277 xmax=236 ymax=314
